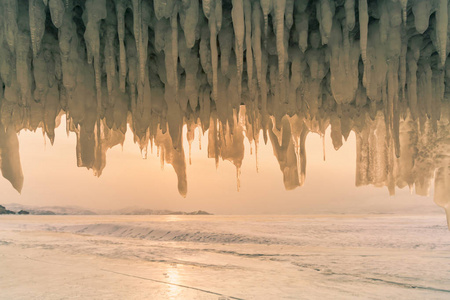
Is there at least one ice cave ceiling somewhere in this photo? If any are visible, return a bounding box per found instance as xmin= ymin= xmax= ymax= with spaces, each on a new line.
xmin=0 ymin=0 xmax=449 ymax=223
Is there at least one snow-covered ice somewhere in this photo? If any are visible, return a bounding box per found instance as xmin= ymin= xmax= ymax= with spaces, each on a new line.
xmin=0 ymin=214 xmax=449 ymax=299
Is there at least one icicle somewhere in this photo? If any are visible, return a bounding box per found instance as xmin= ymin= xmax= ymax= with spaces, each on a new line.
xmin=285 ymin=0 xmax=294 ymax=29
xmin=0 ymin=125 xmax=24 ymax=193
xmin=295 ymin=12 xmax=309 ymax=53
xmin=141 ymin=1 xmax=151 ymax=85
xmin=255 ymin=140 xmax=259 ymax=172
xmin=345 ymin=0 xmax=355 ymax=31
xmin=181 ymin=0 xmax=198 ymax=49
xmin=359 ymin=0 xmax=368 ymax=64
xmin=203 ymin=0 xmax=211 ymax=19
xmin=329 ymin=15 xmax=359 ymax=105
xmin=199 ymin=25 xmax=212 ymax=85
xmin=260 ymin=0 xmax=272 ymax=46
xmin=171 ymin=4 xmax=179 ymax=92
xmin=105 ymin=25 xmax=117 ymax=98
xmin=219 ymin=19 xmax=233 ymax=75
xmin=16 ymin=32 xmax=32 ymax=106
xmin=378 ymin=0 xmax=389 ymax=44
xmin=406 ymin=51 xmax=418 ymax=119
xmin=115 ymin=0 xmax=127 ymax=92
xmin=434 ymin=166 xmax=450 ymax=229
xmin=132 ymin=0 xmax=144 ymax=85
xmin=189 ymin=140 xmax=192 ymax=164
xmin=29 ymin=0 xmax=46 ymax=57
xmin=317 ymin=0 xmax=333 ymax=45
xmin=400 ymin=0 xmax=408 ymax=24
xmin=412 ymin=0 xmax=432 ymax=34
xmin=330 ymin=114 xmax=343 ymax=150
xmin=185 ymin=46 xmax=199 ymax=110
xmin=252 ymin=1 xmax=263 ymax=88
xmin=244 ymin=0 xmax=253 ymax=96
xmin=154 ymin=0 xmax=175 ymax=20
xmin=49 ymin=0 xmax=65 ymax=28
xmin=154 ymin=0 xmax=164 ymax=20
xmin=232 ymin=0 xmax=245 ymax=97
xmin=399 ymin=33 xmax=407 ymax=102
xmin=236 ymin=166 xmax=241 ymax=191
xmin=160 ymin=147 xmax=165 ymax=170
xmin=182 ymin=0 xmax=190 ymax=9
xmin=141 ymin=145 xmax=148 ymax=159
xmin=215 ymin=0 xmax=222 ymax=31
xmin=3 ymin=0 xmax=18 ymax=53
xmin=274 ymin=0 xmax=286 ymax=80
xmin=322 ymin=134 xmax=326 ymax=161
xmin=84 ymin=0 xmax=107 ymax=112
xmin=436 ymin=0 xmax=448 ymax=66
xmin=33 ymin=51 xmax=48 ymax=102
xmin=210 ymin=2 xmax=219 ymax=100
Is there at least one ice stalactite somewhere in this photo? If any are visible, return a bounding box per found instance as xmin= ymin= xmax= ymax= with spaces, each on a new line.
xmin=0 ymin=0 xmax=450 ymax=226
xmin=232 ymin=0 xmax=244 ymax=98
xmin=0 ymin=124 xmax=23 ymax=192
xmin=285 ymin=0 xmax=294 ymax=30
xmin=210 ymin=0 xmax=219 ymax=100
xmin=243 ymin=0 xmax=253 ymax=97
xmin=2 ymin=0 xmax=18 ymax=53
xmin=436 ymin=0 xmax=448 ymax=66
xmin=49 ymin=0 xmax=64 ymax=28
xmin=260 ymin=0 xmax=272 ymax=47
xmin=104 ymin=4 xmax=118 ymax=99
xmin=203 ymin=0 xmax=211 ymax=18
xmin=358 ymin=0 xmax=368 ymax=64
xmin=317 ymin=0 xmax=334 ymax=45
xmin=273 ymin=0 xmax=286 ymax=88
xmin=344 ymin=0 xmax=355 ymax=31
xmin=115 ymin=0 xmax=127 ymax=91
xmin=252 ymin=1 xmax=262 ymax=88
xmin=83 ymin=0 xmax=106 ymax=112
xmin=155 ymin=125 xmax=188 ymax=197
xmin=412 ymin=0 xmax=433 ymax=34
xmin=180 ymin=0 xmax=198 ymax=49
xmin=328 ymin=12 xmax=359 ymax=106
xmin=435 ymin=164 xmax=450 ymax=228
xmin=400 ymin=0 xmax=408 ymax=24
xmin=29 ymin=0 xmax=46 ymax=57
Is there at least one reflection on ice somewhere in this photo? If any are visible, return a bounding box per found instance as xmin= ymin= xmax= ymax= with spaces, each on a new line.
xmin=0 ymin=0 xmax=449 ymax=224
xmin=165 ymin=265 xmax=181 ymax=299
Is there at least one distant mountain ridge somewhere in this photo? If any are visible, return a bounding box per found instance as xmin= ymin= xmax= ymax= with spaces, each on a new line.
xmin=0 ymin=205 xmax=16 ymax=215
xmin=102 ymin=207 xmax=212 ymax=215
xmin=2 ymin=203 xmax=212 ymax=216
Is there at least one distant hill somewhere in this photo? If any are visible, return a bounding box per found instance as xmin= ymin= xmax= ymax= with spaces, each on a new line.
xmin=2 ymin=203 xmax=212 ymax=216
xmin=103 ymin=207 xmax=212 ymax=215
xmin=3 ymin=203 xmax=97 ymax=215
xmin=0 ymin=205 xmax=16 ymax=215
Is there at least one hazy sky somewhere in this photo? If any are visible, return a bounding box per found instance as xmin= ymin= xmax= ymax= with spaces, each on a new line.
xmin=0 ymin=117 xmax=442 ymax=215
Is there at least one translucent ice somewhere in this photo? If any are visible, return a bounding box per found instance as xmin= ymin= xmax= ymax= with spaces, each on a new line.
xmin=0 ymin=0 xmax=449 ymax=226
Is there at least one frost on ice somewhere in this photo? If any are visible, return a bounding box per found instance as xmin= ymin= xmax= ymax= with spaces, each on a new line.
xmin=0 ymin=0 xmax=450 ymax=225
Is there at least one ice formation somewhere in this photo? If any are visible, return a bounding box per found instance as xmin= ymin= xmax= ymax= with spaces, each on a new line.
xmin=0 ymin=0 xmax=449 ymax=226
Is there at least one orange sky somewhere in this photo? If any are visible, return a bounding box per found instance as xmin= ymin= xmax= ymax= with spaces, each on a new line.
xmin=0 ymin=117 xmax=441 ymax=215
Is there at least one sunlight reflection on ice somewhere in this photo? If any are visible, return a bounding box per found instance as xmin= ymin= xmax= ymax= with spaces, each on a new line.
xmin=166 ymin=266 xmax=180 ymax=298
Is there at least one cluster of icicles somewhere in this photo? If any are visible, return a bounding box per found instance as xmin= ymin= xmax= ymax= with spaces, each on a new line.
xmin=0 ymin=0 xmax=449 ymax=225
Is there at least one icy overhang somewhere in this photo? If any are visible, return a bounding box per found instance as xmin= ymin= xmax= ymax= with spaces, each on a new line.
xmin=0 ymin=0 xmax=449 ymax=226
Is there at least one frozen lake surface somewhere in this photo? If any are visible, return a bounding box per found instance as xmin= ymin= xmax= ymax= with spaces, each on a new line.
xmin=1 ymin=215 xmax=449 ymax=299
